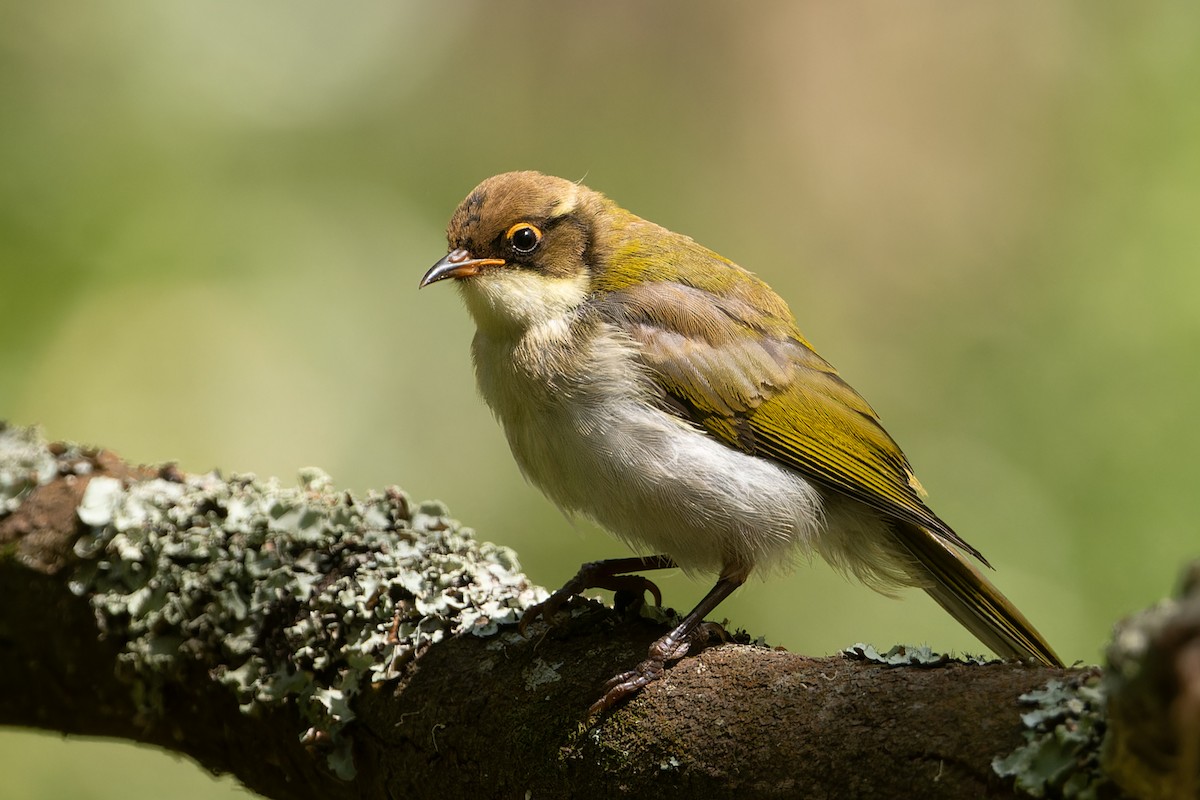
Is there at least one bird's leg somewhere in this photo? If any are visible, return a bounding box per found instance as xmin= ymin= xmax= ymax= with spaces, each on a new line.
xmin=518 ymin=554 xmax=677 ymax=635
xmin=591 ymin=572 xmax=745 ymax=715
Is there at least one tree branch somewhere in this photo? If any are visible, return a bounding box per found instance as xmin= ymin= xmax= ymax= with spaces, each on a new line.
xmin=0 ymin=423 xmax=1190 ymax=798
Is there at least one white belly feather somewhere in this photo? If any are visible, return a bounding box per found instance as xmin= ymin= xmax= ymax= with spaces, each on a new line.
xmin=470 ymin=309 xmax=825 ymax=579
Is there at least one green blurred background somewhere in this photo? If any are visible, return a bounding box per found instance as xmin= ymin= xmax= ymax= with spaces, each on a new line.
xmin=3 ymin=2 xmax=1198 ymax=796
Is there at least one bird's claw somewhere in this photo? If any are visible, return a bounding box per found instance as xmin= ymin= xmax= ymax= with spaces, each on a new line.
xmin=517 ymin=587 xmax=575 ymax=636
xmin=589 ymin=657 xmax=666 ymax=716
xmin=517 ymin=562 xmax=665 ymax=637
xmin=588 ymin=618 xmax=732 ymax=715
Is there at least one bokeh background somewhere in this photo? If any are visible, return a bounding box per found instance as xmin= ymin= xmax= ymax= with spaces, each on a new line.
xmin=3 ymin=2 xmax=1198 ymax=797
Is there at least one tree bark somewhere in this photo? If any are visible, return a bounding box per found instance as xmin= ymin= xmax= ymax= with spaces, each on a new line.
xmin=0 ymin=423 xmax=1190 ymax=799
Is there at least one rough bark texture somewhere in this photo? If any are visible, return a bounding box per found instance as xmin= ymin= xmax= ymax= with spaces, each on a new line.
xmin=0 ymin=425 xmax=1191 ymax=799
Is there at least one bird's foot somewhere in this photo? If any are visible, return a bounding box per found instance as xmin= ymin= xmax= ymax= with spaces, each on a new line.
xmin=591 ymin=656 xmax=667 ymax=716
xmin=589 ymin=619 xmax=729 ymax=715
xmin=518 ymin=559 xmax=665 ymax=636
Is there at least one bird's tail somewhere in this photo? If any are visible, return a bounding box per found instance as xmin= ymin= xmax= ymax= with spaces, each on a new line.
xmin=893 ymin=522 xmax=1063 ymax=667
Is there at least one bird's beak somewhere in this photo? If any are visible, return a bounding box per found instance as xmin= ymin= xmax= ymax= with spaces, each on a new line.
xmin=419 ymin=248 xmax=506 ymax=288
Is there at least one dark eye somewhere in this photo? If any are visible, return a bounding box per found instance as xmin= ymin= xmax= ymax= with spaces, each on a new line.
xmin=506 ymin=223 xmax=542 ymax=255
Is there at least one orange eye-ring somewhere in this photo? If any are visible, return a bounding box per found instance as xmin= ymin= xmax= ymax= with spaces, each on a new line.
xmin=505 ymin=223 xmax=542 ymax=255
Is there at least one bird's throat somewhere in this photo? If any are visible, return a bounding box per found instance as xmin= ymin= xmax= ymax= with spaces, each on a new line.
xmin=458 ymin=269 xmax=590 ymax=343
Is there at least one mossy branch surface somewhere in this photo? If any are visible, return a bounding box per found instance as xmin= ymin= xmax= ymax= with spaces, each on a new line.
xmin=0 ymin=423 xmax=1188 ymax=799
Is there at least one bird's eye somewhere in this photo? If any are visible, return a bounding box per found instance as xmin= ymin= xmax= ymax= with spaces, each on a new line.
xmin=506 ymin=223 xmax=542 ymax=255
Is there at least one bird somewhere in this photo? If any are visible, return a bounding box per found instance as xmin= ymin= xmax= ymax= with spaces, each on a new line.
xmin=419 ymin=170 xmax=1062 ymax=713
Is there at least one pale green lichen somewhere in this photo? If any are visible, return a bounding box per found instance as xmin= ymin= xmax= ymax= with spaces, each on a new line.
xmin=843 ymin=642 xmax=990 ymax=666
xmin=0 ymin=423 xmax=78 ymax=514
xmin=992 ymin=676 xmax=1110 ymax=798
xmin=522 ymin=657 xmax=565 ymax=692
xmin=0 ymin=423 xmax=545 ymax=781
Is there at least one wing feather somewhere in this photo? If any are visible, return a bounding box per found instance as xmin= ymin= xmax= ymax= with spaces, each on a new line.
xmin=593 ymin=272 xmax=985 ymax=563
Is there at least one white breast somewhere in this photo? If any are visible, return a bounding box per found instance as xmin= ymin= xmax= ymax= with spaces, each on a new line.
xmin=468 ymin=303 xmax=826 ymax=580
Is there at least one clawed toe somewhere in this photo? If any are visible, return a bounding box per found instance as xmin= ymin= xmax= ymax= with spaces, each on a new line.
xmin=587 ymin=578 xmax=744 ymax=715
xmin=588 ymin=624 xmax=703 ymax=714
xmin=517 ymin=592 xmax=572 ymax=636
xmin=517 ymin=557 xmax=744 ymax=717
xmin=606 ymin=574 xmax=663 ymax=608
xmin=590 ymin=657 xmax=666 ymax=716
xmin=519 ymin=557 xmax=674 ymax=637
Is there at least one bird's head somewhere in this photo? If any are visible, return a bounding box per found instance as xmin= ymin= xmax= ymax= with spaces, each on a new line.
xmin=420 ymin=171 xmax=607 ymax=334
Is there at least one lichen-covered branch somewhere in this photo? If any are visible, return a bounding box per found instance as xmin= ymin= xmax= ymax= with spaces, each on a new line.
xmin=0 ymin=423 xmax=1190 ymax=799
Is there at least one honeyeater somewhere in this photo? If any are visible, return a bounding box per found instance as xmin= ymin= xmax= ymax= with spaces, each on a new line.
xmin=420 ymin=171 xmax=1062 ymax=713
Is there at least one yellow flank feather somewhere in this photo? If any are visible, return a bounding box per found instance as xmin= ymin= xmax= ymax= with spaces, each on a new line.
xmin=593 ymin=237 xmax=986 ymax=564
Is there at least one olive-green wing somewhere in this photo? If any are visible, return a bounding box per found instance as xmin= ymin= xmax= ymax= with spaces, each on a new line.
xmin=594 ymin=274 xmax=985 ymax=564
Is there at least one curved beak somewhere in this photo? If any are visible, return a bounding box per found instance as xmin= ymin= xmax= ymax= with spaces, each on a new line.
xmin=419 ymin=248 xmax=506 ymax=288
